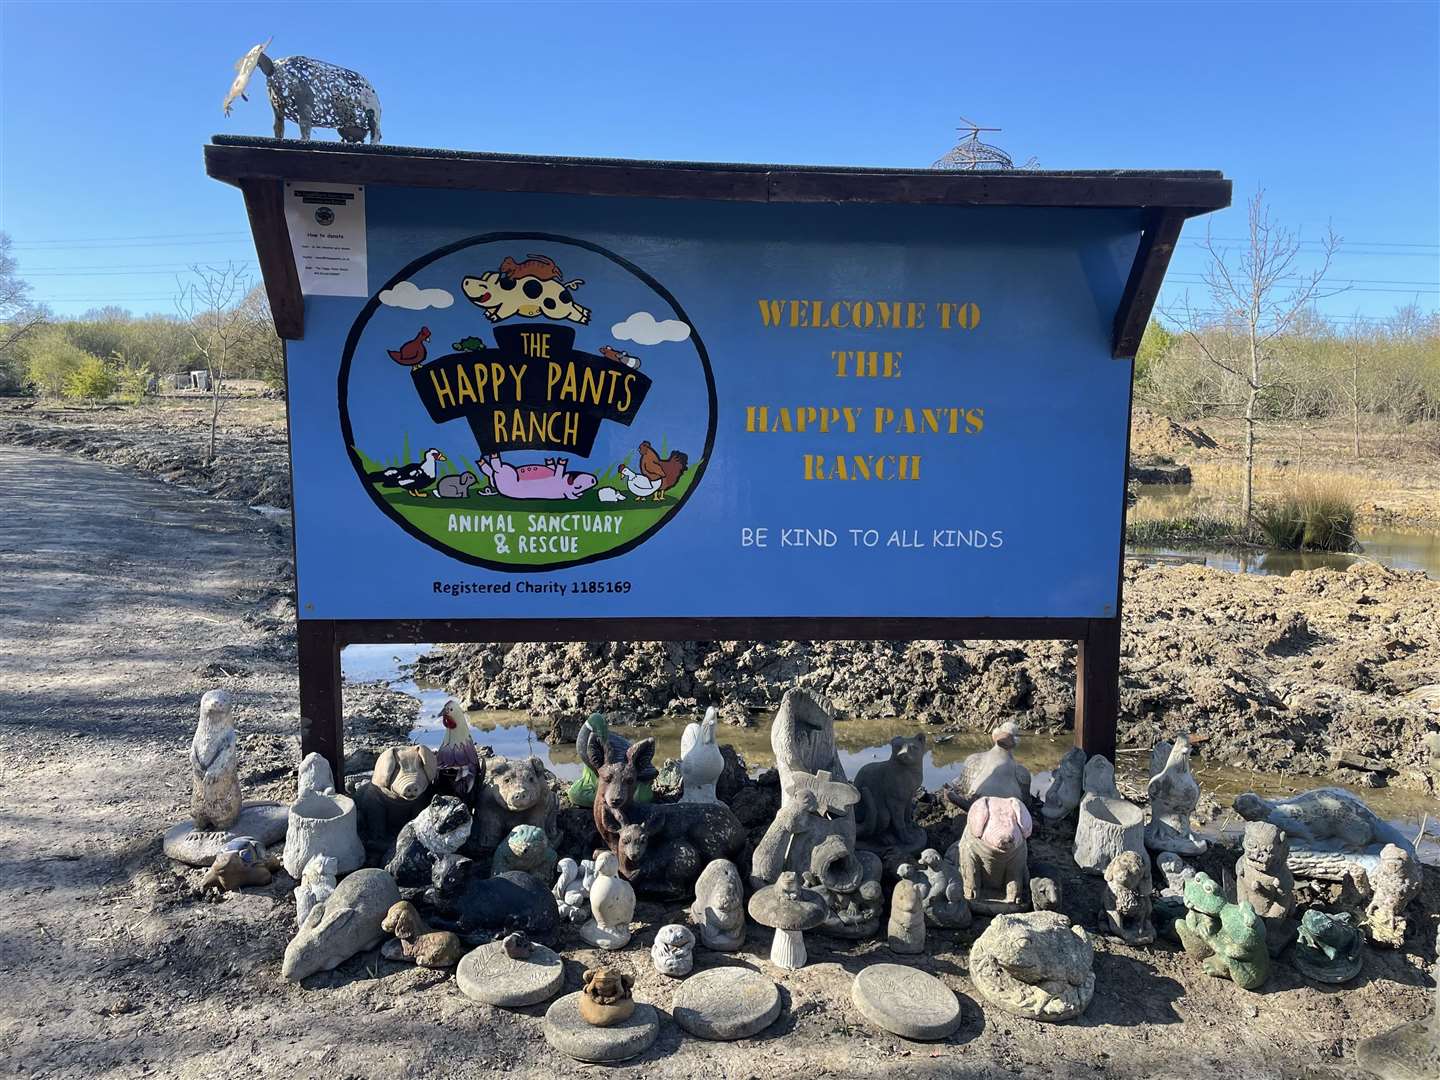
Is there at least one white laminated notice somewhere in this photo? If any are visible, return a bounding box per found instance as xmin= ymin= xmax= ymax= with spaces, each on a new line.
xmin=283 ymin=182 xmax=368 ymax=296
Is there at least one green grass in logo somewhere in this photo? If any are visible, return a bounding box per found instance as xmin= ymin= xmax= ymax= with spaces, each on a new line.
xmin=356 ymin=447 xmax=698 ymax=566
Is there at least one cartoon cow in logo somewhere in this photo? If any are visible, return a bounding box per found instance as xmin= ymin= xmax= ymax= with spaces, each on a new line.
xmin=461 ymin=254 xmax=589 ymax=325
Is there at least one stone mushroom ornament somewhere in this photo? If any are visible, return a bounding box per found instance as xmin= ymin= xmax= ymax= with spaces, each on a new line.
xmin=223 ymin=38 xmax=382 ymax=143
xmin=190 ymin=689 xmax=242 ymax=831
xmin=748 ymin=871 xmax=828 ymax=970
xmin=1145 ymin=735 xmax=1208 ymax=855
xmin=679 ymin=707 xmax=724 ymax=803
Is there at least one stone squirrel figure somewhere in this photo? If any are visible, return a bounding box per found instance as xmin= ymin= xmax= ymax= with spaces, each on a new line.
xmin=887 ymin=874 xmax=928 ymax=954
xmin=190 ymin=690 xmax=242 ymax=831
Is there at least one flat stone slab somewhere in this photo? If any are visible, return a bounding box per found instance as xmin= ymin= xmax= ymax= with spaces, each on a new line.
xmin=457 ymin=941 xmax=565 ymax=1007
xmin=672 ymin=967 xmax=782 ymax=1041
xmin=162 ymin=802 xmax=288 ymax=866
xmin=544 ymin=993 xmax=659 ymax=1063
xmin=851 ymin=964 xmax=962 ymax=1041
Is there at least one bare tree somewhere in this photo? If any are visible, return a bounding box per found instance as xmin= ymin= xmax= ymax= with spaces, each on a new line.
xmin=1338 ymin=318 xmax=1373 ymax=460
xmin=0 ymin=232 xmax=48 ymax=373
xmin=175 ymin=263 xmax=251 ymax=466
xmin=1164 ymin=190 xmax=1342 ymax=529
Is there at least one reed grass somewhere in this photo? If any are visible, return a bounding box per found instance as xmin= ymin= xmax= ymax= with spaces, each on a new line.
xmin=1252 ymin=475 xmax=1359 ymax=551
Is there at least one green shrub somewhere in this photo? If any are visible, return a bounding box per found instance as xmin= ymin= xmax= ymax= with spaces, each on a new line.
xmin=62 ymin=356 xmax=117 ymax=400
xmin=23 ymin=329 xmax=91 ymax=396
xmin=1252 ymin=477 xmax=1357 ymax=551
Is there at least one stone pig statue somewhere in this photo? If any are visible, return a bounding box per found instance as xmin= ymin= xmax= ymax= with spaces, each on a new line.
xmin=473 ymin=755 xmax=559 ymax=852
xmin=950 ymin=795 xmax=1032 ymax=915
xmin=352 ymin=746 xmax=439 ymax=862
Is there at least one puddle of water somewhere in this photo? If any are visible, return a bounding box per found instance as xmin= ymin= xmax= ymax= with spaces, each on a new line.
xmin=340 ymin=645 xmax=1440 ymax=864
xmin=1131 ymin=484 xmax=1440 ymax=577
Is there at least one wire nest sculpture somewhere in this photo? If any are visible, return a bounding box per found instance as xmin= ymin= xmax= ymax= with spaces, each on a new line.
xmin=932 ymin=132 xmax=1016 ymax=171
xmin=223 ymin=38 xmax=382 ymax=144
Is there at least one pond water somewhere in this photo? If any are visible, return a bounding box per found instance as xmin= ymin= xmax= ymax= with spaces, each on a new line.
xmin=1129 ymin=484 xmax=1440 ymax=578
xmin=342 ymin=644 xmax=1439 ymax=864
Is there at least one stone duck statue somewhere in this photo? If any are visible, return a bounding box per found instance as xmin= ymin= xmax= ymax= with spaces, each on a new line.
xmin=944 ymin=722 xmax=1029 ymax=808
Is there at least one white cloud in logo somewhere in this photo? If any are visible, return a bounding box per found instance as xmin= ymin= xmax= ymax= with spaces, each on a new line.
xmin=611 ymin=311 xmax=691 ymax=345
xmin=379 ymin=281 xmax=454 ymax=310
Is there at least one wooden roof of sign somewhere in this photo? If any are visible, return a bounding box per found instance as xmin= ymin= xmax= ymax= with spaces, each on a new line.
xmin=204 ymin=136 xmax=1231 ymax=354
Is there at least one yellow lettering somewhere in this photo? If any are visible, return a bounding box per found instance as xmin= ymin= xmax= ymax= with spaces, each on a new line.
xmin=429 ymin=368 xmax=455 ymax=410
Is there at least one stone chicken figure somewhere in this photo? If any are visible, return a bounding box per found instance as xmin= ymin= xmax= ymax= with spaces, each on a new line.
xmin=223 ymin=38 xmax=382 ymax=143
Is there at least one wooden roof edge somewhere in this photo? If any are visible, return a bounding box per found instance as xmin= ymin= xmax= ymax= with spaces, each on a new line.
xmin=205 ymin=138 xmax=1230 ymax=211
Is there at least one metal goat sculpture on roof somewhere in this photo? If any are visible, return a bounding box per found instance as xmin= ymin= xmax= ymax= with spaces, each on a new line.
xmin=223 ymin=39 xmax=381 ymax=144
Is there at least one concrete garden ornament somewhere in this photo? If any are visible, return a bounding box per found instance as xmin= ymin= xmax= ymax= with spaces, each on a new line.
xmin=436 ymin=698 xmax=482 ymax=803
xmin=386 ymin=795 xmax=471 ymax=890
xmin=944 ymin=722 xmax=1030 ymax=807
xmin=284 ymin=760 xmax=364 ymax=879
xmin=1032 ymin=746 xmax=1086 ymax=824
xmin=475 ymin=754 xmax=560 ymax=852
xmin=223 ymin=39 xmax=382 ymax=143
xmin=553 ymin=857 xmax=594 ymax=924
xmin=296 ymin=854 xmax=337 ymax=925
xmin=679 ymin=707 xmax=724 ymax=803
xmin=689 ymin=858 xmax=746 ymax=951
xmin=748 ymin=871 xmax=827 ymax=970
xmin=427 ymin=861 xmax=561 ymax=944
xmin=887 ymin=875 xmax=927 ymax=954
xmin=190 ymin=689 xmax=241 ymax=830
xmin=1293 ymin=909 xmax=1363 ymax=985
xmin=200 ymin=837 xmax=275 ymax=893
xmin=569 ymin=713 xmax=654 ymax=809
xmin=970 ymin=911 xmax=1096 ymax=1022
xmin=353 ymin=745 xmax=439 ymax=861
xmin=1174 ymin=872 xmax=1270 ymax=991
xmin=1101 ymin=850 xmax=1155 ymax=945
xmin=283 ymin=867 xmax=401 ymax=982
xmin=492 ymin=824 xmax=558 ymax=885
xmin=949 ymin=795 xmax=1032 ymax=914
xmin=579 ymin=967 xmax=636 ymax=1026
xmin=1074 ymin=756 xmax=1145 ymax=875
xmin=1356 ymin=926 xmax=1440 ymax=1080
xmin=380 ymin=901 xmax=463 ymax=969
xmin=1363 ymin=843 xmax=1422 ymax=948
xmin=650 ymin=924 xmax=696 ymax=977
xmin=853 ymin=734 xmax=927 ymax=853
xmin=917 ymin=848 xmax=972 ymax=929
xmin=580 ymin=851 xmax=635 ymax=949
xmin=1234 ymin=821 xmax=1295 ymax=955
xmin=1145 ymin=735 xmax=1208 ymax=855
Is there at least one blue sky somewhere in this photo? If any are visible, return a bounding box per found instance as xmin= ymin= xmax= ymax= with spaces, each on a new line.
xmin=2 ymin=0 xmax=1436 ymax=323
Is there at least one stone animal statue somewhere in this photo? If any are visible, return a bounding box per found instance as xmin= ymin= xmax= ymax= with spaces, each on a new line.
xmin=473 ymin=754 xmax=559 ymax=852
xmin=190 ymin=689 xmax=242 ymax=830
xmin=587 ymin=736 xmax=656 ymax=854
xmin=296 ymin=751 xmax=336 ymax=798
xmin=200 ymin=836 xmax=274 ymax=893
xmin=679 ymin=706 xmax=724 ymax=803
xmin=569 ymin=713 xmax=654 ymax=809
xmin=853 ymin=734 xmax=927 ymax=852
xmin=1233 ymin=788 xmax=1416 ymax=894
xmin=1234 ymin=821 xmax=1295 ymax=955
xmin=949 ymin=795 xmax=1032 ymax=914
xmin=1031 ymin=746 xmax=1086 ymax=825
xmin=425 ymin=860 xmax=560 ymax=945
xmin=386 ymin=795 xmax=472 ymax=890
xmin=1101 ymin=850 xmax=1155 ymax=945
xmin=353 ymin=745 xmax=439 ymax=861
xmin=1145 ymin=735 xmax=1207 ymax=855
xmin=1356 ymin=924 xmax=1440 ymax=1078
xmin=580 ymin=850 xmax=635 ymax=949
xmin=651 ymin=924 xmax=696 ymax=977
xmin=296 ymin=854 xmax=337 ymax=925
xmin=970 ymin=911 xmax=1095 ymax=1022
xmin=887 ymin=875 xmax=928 ymax=954
xmin=615 ymin=803 xmax=748 ymax=901
xmin=1029 ymin=865 xmax=1063 ymax=913
xmin=1363 ymin=843 xmax=1421 ymax=948
xmin=552 ymin=857 xmax=592 ymax=924
xmin=944 ymin=722 xmax=1030 ymax=808
xmin=689 ymin=858 xmax=746 ymax=951
xmin=1174 ymin=871 xmax=1269 ymax=991
xmin=282 ymin=868 xmax=401 ymax=982
xmin=223 ymin=39 xmax=382 ymax=143
xmin=380 ymin=901 xmax=463 ymax=969
xmin=1293 ymin=909 xmax=1363 ymax=984
xmin=806 ymin=833 xmax=884 ymax=939
xmin=579 ymin=967 xmax=635 ymax=1027
xmin=917 ymin=848 xmax=972 ymax=929
xmin=492 ymin=824 xmax=558 ymax=884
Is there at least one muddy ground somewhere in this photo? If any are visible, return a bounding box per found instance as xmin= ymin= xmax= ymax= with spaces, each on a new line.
xmin=1 ymin=442 xmax=1438 ymax=1080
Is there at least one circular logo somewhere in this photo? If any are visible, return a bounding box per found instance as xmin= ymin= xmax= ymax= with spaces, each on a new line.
xmin=339 ymin=233 xmax=716 ymax=572
xmin=314 ymin=206 xmax=336 ymax=226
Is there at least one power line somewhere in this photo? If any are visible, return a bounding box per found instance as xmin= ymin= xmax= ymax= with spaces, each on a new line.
xmin=11 ymin=231 xmax=251 ymax=246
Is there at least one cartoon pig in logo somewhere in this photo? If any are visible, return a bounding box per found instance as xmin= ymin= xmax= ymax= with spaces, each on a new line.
xmin=462 ymin=254 xmax=589 ymax=325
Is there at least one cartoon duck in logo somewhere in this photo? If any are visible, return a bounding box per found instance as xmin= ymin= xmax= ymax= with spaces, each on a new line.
xmin=461 ymin=254 xmax=589 ymax=324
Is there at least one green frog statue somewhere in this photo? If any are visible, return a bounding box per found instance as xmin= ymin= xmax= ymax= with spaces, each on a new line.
xmin=1293 ymin=909 xmax=1364 ymax=985
xmin=1174 ymin=871 xmax=1270 ymax=991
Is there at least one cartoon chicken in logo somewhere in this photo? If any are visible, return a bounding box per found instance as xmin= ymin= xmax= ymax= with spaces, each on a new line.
xmin=461 ymin=254 xmax=589 ymax=325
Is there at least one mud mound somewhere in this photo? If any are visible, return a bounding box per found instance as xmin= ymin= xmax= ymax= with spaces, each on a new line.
xmin=420 ymin=562 xmax=1440 ymax=791
xmin=1130 ymin=406 xmax=1220 ymax=457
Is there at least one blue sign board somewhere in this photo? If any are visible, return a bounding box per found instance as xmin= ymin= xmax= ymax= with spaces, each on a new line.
xmin=286 ymin=185 xmax=1140 ymax=621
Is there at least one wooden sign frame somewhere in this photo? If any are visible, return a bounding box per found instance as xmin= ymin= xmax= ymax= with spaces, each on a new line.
xmin=206 ymin=137 xmax=1230 ymax=782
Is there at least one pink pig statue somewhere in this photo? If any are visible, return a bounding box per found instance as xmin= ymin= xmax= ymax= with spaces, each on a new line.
xmin=947 ymin=795 xmax=1033 ymax=914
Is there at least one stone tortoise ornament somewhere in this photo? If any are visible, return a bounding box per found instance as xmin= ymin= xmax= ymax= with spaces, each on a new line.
xmin=223 ymin=39 xmax=381 ymax=143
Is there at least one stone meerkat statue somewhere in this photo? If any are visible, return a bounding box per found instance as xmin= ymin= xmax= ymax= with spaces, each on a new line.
xmin=190 ymin=690 xmax=242 ymax=830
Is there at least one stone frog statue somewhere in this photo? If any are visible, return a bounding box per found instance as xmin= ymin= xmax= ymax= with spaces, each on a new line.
xmin=853 ymin=734 xmax=927 ymax=853
xmin=190 ymin=689 xmax=242 ymax=831
xmin=949 ymin=795 xmax=1032 ymax=914
xmin=492 ymin=824 xmax=558 ymax=885
xmin=473 ymin=755 xmax=559 ymax=854
xmin=970 ymin=911 xmax=1096 ymax=1022
xmin=353 ymin=745 xmax=439 ymax=862
xmin=1175 ymin=871 xmax=1270 ymax=991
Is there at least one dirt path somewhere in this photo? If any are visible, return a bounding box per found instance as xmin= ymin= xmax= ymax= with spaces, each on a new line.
xmin=0 ymin=445 xmax=1435 ymax=1080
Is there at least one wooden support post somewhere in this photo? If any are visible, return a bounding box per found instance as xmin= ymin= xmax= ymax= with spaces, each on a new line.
xmin=297 ymin=620 xmax=344 ymax=788
xmin=1075 ymin=617 xmax=1121 ymax=762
